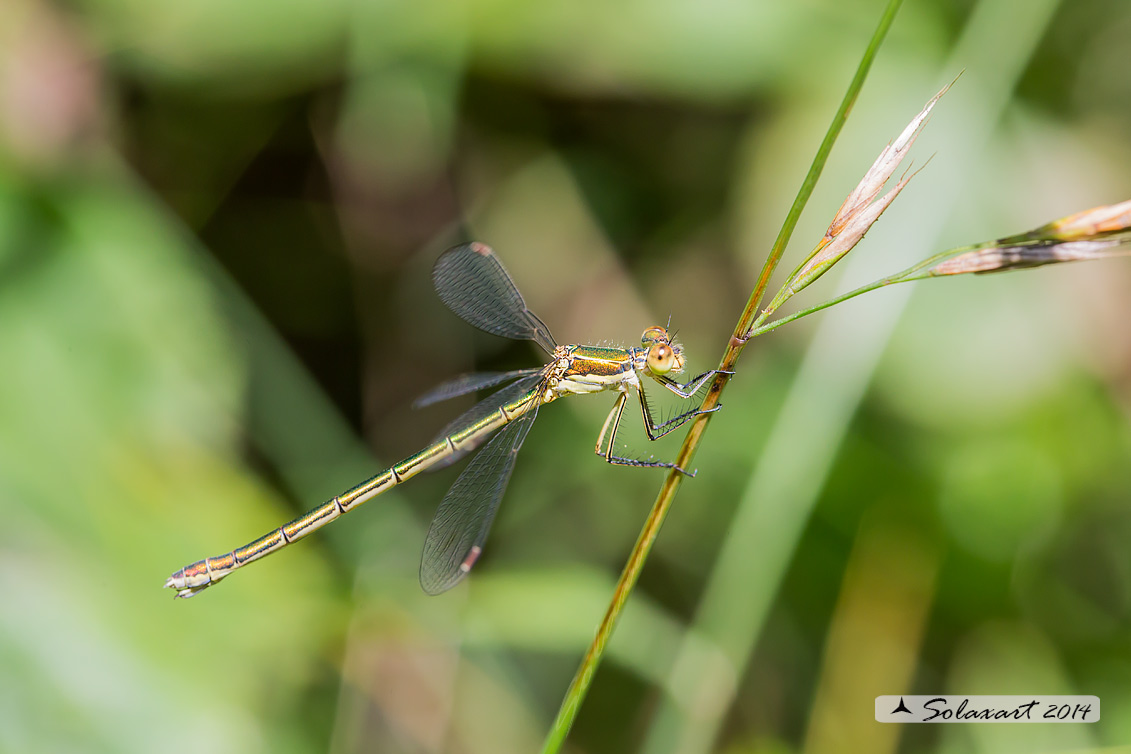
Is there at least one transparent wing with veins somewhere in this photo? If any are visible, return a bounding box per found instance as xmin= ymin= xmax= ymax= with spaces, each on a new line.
xmin=413 ymin=368 xmax=544 ymax=409
xmin=420 ymin=402 xmax=540 ymax=594
xmin=432 ymin=242 xmax=557 ymax=354
xmin=425 ymin=373 xmax=547 ymax=470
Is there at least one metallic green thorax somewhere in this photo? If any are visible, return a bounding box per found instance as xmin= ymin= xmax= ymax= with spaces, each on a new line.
xmin=543 ymin=345 xmax=642 ymax=402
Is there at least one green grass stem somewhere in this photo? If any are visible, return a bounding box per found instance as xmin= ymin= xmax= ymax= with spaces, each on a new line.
xmin=538 ymin=1 xmax=904 ymax=750
xmin=640 ymin=0 xmax=1064 ymax=751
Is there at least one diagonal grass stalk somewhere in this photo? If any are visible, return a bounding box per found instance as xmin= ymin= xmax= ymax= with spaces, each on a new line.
xmin=642 ymin=0 xmax=1066 ymax=751
xmin=538 ymin=1 xmax=905 ymax=750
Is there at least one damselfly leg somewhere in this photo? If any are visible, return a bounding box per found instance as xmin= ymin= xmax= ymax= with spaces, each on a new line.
xmin=596 ymin=392 xmax=688 ymax=472
xmin=650 ymin=368 xmax=732 ymax=399
xmin=637 ymin=387 xmax=721 ymax=441
xmin=595 ymin=390 xmax=715 ymax=476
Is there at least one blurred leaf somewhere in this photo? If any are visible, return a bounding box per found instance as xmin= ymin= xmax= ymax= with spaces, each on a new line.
xmin=0 ymin=168 xmax=341 ymax=753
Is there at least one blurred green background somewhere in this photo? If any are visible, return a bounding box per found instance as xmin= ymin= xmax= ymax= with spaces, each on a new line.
xmin=2 ymin=0 xmax=1130 ymax=752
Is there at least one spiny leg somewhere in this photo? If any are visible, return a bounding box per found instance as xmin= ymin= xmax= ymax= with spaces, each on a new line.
xmin=594 ymin=391 xmax=626 ymax=457
xmin=595 ymin=392 xmax=694 ymax=476
xmin=637 ymin=384 xmax=720 ymax=441
xmin=652 ymin=368 xmax=732 ymax=399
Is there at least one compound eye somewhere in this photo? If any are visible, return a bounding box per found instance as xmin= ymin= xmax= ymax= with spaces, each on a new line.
xmin=647 ymin=343 xmax=676 ymax=374
xmin=641 ymin=326 xmax=667 ymax=346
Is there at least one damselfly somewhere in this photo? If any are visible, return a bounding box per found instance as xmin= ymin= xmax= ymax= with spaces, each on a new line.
xmin=166 ymin=243 xmax=727 ymax=597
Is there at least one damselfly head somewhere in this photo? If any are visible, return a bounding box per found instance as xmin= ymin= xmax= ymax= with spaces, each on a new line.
xmin=640 ymin=325 xmax=685 ymax=375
